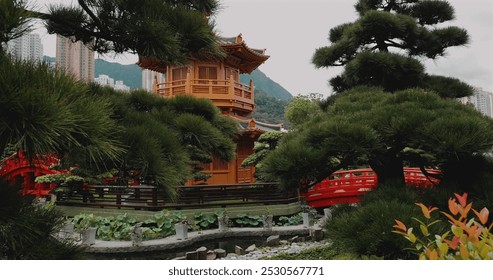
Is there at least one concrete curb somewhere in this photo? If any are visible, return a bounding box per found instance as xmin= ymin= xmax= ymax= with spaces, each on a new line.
xmin=85 ymin=225 xmax=315 ymax=254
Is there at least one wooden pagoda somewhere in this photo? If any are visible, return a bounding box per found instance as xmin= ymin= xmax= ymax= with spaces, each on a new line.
xmin=139 ymin=34 xmax=283 ymax=185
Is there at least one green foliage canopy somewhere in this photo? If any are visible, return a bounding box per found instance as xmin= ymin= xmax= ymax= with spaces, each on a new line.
xmin=0 ymin=56 xmax=123 ymax=163
xmin=262 ymin=87 xmax=493 ymax=189
xmin=313 ymin=0 xmax=472 ymax=97
xmin=84 ymin=87 xmax=237 ymax=197
xmin=2 ymin=0 xmax=222 ymax=64
xmin=284 ymin=94 xmax=324 ymax=128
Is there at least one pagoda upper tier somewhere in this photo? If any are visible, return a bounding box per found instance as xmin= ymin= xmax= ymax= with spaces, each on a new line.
xmin=139 ymin=34 xmax=269 ymax=117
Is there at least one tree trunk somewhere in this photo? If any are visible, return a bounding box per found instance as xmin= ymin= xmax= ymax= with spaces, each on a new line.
xmin=370 ymin=155 xmax=405 ymax=185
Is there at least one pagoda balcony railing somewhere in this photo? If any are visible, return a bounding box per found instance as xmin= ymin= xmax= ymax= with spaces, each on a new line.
xmin=154 ymin=74 xmax=255 ymax=112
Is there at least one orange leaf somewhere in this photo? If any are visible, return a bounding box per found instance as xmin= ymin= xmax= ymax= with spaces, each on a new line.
xmin=442 ymin=211 xmax=460 ymax=225
xmin=444 ymin=238 xmax=458 ymax=250
xmin=452 ymin=236 xmax=460 ymax=244
xmin=454 ymin=193 xmax=468 ymax=208
xmin=416 ymin=203 xmax=431 ymax=219
xmin=459 ymin=245 xmax=469 ymax=259
xmin=393 ymin=219 xmax=407 ymax=232
xmin=460 ymin=202 xmax=473 ymax=219
xmin=427 ymin=249 xmax=438 ymax=260
xmin=465 ymin=223 xmax=479 ymax=238
xmin=472 ymin=207 xmax=489 ymax=225
xmin=448 ymin=198 xmax=459 ymax=215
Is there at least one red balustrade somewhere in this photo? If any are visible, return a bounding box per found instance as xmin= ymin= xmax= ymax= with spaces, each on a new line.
xmin=0 ymin=151 xmax=60 ymax=197
xmin=303 ymin=167 xmax=441 ymax=208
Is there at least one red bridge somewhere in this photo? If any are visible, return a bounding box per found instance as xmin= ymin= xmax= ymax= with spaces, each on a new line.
xmin=302 ymin=168 xmax=441 ymax=208
xmin=0 ymin=151 xmax=60 ymax=197
xmin=0 ymin=152 xmax=441 ymax=208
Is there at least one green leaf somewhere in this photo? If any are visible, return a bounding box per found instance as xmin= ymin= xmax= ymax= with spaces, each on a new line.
xmin=420 ymin=224 xmax=429 ymax=236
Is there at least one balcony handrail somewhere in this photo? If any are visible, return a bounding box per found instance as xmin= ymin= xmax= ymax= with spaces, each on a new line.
xmin=155 ymin=77 xmax=254 ymax=104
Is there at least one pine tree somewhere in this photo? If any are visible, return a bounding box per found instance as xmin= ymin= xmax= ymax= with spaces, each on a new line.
xmin=36 ymin=0 xmax=223 ymax=64
xmin=262 ymin=87 xmax=493 ymax=189
xmin=312 ymin=0 xmax=472 ymax=98
xmin=261 ymin=1 xmax=493 ymax=188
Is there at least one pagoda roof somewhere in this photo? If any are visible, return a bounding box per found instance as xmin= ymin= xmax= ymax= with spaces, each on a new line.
xmin=138 ymin=34 xmax=269 ymax=74
xmin=217 ymin=34 xmax=270 ymax=74
xmin=229 ymin=115 xmax=285 ymax=135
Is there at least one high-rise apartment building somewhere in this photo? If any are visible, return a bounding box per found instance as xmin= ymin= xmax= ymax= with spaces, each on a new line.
xmin=56 ymin=35 xmax=94 ymax=82
xmin=95 ymin=74 xmax=130 ymax=92
xmin=94 ymin=74 xmax=114 ymax=87
xmin=460 ymin=88 xmax=493 ymax=118
xmin=6 ymin=33 xmax=43 ymax=62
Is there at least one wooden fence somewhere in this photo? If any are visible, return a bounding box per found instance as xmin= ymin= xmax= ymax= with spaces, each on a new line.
xmin=55 ymin=183 xmax=299 ymax=211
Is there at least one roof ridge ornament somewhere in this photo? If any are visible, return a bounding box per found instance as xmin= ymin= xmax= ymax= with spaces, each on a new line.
xmin=236 ymin=33 xmax=243 ymax=43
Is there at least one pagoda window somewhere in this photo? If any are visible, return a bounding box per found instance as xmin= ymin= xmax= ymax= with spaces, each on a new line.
xmin=199 ymin=156 xmax=229 ymax=172
xmin=225 ymin=67 xmax=239 ymax=82
xmin=212 ymin=157 xmax=229 ymax=171
xmin=198 ymin=66 xmax=217 ymax=84
xmin=171 ymin=67 xmax=188 ymax=81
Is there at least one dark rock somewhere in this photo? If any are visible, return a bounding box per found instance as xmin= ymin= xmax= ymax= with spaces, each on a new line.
xmin=235 ymin=245 xmax=245 ymax=255
xmin=280 ymin=240 xmax=289 ymax=246
xmin=206 ymin=250 xmax=217 ymax=260
xmin=289 ymin=235 xmax=299 ymax=243
xmin=197 ymin=246 xmax=208 ymax=260
xmin=310 ymin=228 xmax=324 ymax=241
xmin=265 ymin=235 xmax=280 ymax=247
xmin=214 ymin=248 xmax=227 ymax=258
xmin=186 ymin=251 xmax=198 ymax=260
xmin=245 ymin=244 xmax=256 ymax=253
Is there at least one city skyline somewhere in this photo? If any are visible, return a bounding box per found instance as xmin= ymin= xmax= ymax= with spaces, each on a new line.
xmin=55 ymin=35 xmax=95 ymax=82
xmin=6 ymin=32 xmax=43 ymax=62
xmin=33 ymin=0 xmax=493 ymax=96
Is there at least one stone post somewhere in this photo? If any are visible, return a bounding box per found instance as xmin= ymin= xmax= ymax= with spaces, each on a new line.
xmin=175 ymin=222 xmax=188 ymax=240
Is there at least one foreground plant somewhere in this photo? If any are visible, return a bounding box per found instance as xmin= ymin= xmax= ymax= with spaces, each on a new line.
xmin=393 ymin=193 xmax=493 ymax=260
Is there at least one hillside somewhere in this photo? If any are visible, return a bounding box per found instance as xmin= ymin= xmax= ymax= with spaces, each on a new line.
xmin=240 ymin=69 xmax=292 ymax=101
xmin=251 ymin=89 xmax=290 ymax=126
xmin=94 ymin=59 xmax=142 ymax=90
xmin=43 ymin=56 xmax=292 ymax=124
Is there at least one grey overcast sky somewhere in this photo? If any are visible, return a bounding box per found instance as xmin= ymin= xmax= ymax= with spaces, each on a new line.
xmin=35 ymin=0 xmax=493 ymax=96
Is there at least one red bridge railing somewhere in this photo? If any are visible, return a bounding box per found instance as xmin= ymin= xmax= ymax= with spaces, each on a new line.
xmin=0 ymin=152 xmax=441 ymax=210
xmin=0 ymin=151 xmax=60 ymax=197
xmin=303 ymin=168 xmax=441 ymax=208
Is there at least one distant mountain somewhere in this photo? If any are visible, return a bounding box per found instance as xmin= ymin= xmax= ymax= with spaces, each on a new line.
xmin=94 ymin=59 xmax=142 ymax=90
xmin=43 ymin=56 xmax=292 ymax=123
xmin=251 ymin=89 xmax=290 ymax=126
xmin=241 ymin=69 xmax=293 ymax=101
xmin=43 ymin=56 xmax=141 ymax=90
xmin=43 ymin=56 xmax=55 ymax=63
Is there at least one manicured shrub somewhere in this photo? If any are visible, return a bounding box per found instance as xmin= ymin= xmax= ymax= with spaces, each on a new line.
xmin=327 ymin=199 xmax=419 ymax=259
xmin=326 ymin=181 xmax=423 ymax=259
xmin=0 ymin=181 xmax=84 ymax=259
xmin=360 ymin=180 xmax=418 ymax=206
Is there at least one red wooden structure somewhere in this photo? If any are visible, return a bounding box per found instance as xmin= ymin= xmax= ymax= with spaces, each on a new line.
xmin=0 ymin=151 xmax=60 ymax=197
xmin=140 ymin=34 xmax=284 ymax=186
xmin=303 ymin=168 xmax=441 ymax=208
